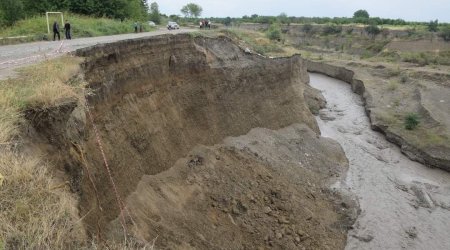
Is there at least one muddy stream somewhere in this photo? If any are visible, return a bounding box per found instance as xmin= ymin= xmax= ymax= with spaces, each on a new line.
xmin=309 ymin=73 xmax=450 ymax=250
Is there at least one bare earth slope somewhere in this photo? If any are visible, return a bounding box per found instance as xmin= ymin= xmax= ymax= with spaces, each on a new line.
xmin=22 ymin=33 xmax=357 ymax=248
xmin=119 ymin=124 xmax=354 ymax=249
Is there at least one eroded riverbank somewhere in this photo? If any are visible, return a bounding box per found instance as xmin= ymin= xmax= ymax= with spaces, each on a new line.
xmin=309 ymin=73 xmax=450 ymax=250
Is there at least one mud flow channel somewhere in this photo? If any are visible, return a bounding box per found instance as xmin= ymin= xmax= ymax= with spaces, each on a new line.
xmin=309 ymin=73 xmax=450 ymax=250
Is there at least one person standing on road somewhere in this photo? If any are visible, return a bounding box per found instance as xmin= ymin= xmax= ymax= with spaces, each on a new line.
xmin=53 ymin=21 xmax=60 ymax=41
xmin=64 ymin=20 xmax=71 ymax=40
xmin=134 ymin=22 xmax=138 ymax=33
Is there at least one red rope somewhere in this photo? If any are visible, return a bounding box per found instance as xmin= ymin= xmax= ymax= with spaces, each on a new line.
xmin=0 ymin=40 xmax=66 ymax=67
xmin=84 ymin=100 xmax=136 ymax=236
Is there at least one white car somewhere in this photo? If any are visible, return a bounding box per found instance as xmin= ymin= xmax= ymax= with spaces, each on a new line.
xmin=148 ymin=21 xmax=156 ymax=27
xmin=167 ymin=21 xmax=180 ymax=30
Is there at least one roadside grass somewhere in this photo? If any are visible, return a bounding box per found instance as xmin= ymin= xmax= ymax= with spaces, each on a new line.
xmin=0 ymin=56 xmax=87 ymax=248
xmin=0 ymin=14 xmax=155 ymax=45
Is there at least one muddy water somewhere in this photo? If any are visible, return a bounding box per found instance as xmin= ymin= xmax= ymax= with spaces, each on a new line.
xmin=309 ymin=73 xmax=450 ymax=250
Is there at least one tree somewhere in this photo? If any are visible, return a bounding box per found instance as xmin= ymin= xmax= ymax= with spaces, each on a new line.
xmin=180 ymin=3 xmax=202 ymax=18
xmin=149 ymin=2 xmax=161 ymax=24
xmin=353 ymin=9 xmax=369 ymax=19
xmin=427 ymin=19 xmax=438 ymax=32
xmin=223 ymin=16 xmax=232 ymax=26
xmin=277 ymin=12 xmax=288 ymax=24
xmin=0 ymin=0 xmax=24 ymax=26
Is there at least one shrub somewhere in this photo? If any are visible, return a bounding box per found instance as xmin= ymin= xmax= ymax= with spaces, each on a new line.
xmin=365 ymin=24 xmax=380 ymax=38
xmin=322 ymin=24 xmax=342 ymax=35
xmin=365 ymin=40 xmax=389 ymax=53
xmin=427 ymin=19 xmax=439 ymax=32
xmin=439 ymin=25 xmax=450 ymax=41
xmin=387 ymin=80 xmax=399 ymax=91
xmin=346 ymin=27 xmax=354 ymax=35
xmin=302 ymin=23 xmax=313 ymax=34
xmin=405 ymin=113 xmax=420 ymax=130
xmin=266 ymin=23 xmax=282 ymax=40
xmin=400 ymin=74 xmax=409 ymax=83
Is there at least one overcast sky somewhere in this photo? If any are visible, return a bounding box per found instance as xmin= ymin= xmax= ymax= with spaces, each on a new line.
xmin=158 ymin=0 xmax=450 ymax=22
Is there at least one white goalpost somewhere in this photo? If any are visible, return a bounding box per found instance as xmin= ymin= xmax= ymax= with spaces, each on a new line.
xmin=46 ymin=12 xmax=64 ymax=34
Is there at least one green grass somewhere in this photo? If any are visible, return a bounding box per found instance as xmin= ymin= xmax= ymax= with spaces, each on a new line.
xmin=0 ymin=13 xmax=155 ymax=44
xmin=400 ymin=51 xmax=450 ymax=66
xmin=404 ymin=113 xmax=420 ymax=130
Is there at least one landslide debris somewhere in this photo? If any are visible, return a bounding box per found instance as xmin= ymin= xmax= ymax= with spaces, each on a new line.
xmin=23 ymin=33 xmax=357 ymax=248
xmin=114 ymin=124 xmax=356 ymax=249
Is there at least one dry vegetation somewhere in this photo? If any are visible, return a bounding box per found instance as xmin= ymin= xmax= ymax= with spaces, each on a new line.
xmin=0 ymin=56 xmax=87 ymax=249
xmin=0 ymin=54 xmax=156 ymax=249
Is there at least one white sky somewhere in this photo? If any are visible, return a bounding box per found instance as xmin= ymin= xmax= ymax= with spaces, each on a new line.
xmin=157 ymin=0 xmax=450 ymax=22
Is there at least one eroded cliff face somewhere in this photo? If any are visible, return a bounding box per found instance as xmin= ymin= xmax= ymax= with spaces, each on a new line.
xmin=75 ymin=34 xmax=318 ymax=230
xmin=23 ymin=34 xmax=356 ymax=249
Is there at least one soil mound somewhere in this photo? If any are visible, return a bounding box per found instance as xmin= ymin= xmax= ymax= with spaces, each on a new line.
xmin=116 ymin=124 xmax=355 ymax=249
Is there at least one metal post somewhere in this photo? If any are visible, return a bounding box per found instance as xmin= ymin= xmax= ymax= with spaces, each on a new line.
xmin=46 ymin=12 xmax=50 ymax=34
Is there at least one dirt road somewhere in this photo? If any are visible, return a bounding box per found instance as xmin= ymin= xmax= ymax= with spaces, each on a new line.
xmin=0 ymin=28 xmax=192 ymax=80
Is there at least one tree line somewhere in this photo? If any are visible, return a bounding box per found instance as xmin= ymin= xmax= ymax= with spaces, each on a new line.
xmin=0 ymin=0 xmax=149 ymax=26
xmin=213 ymin=9 xmax=448 ymax=27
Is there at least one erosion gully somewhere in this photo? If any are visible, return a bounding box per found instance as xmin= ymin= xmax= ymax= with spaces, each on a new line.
xmin=309 ymin=73 xmax=450 ymax=250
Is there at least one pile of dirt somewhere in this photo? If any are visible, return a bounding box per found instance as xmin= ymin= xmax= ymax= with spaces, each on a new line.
xmin=24 ymin=33 xmax=357 ymax=248
xmin=114 ymin=124 xmax=356 ymax=249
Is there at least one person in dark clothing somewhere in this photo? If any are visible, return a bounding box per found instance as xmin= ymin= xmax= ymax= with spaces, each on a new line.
xmin=64 ymin=21 xmax=71 ymax=40
xmin=53 ymin=21 xmax=60 ymax=41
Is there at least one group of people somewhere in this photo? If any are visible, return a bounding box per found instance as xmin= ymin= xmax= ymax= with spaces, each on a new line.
xmin=134 ymin=22 xmax=144 ymax=33
xmin=199 ymin=20 xmax=211 ymax=29
xmin=52 ymin=20 xmax=71 ymax=41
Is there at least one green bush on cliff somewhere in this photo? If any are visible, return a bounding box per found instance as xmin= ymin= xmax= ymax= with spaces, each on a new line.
xmin=439 ymin=25 xmax=450 ymax=41
xmin=404 ymin=113 xmax=420 ymax=130
xmin=266 ymin=23 xmax=282 ymax=40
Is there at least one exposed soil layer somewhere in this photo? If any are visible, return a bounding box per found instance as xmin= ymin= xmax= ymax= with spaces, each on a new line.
xmin=75 ymin=34 xmax=317 ymax=231
xmin=23 ymin=33 xmax=357 ymax=248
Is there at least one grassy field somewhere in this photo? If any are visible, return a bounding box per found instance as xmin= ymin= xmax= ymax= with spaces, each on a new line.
xmin=0 ymin=14 xmax=155 ymax=44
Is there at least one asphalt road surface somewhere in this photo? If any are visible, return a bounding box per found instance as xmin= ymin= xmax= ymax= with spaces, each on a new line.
xmin=0 ymin=28 xmax=192 ymax=80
